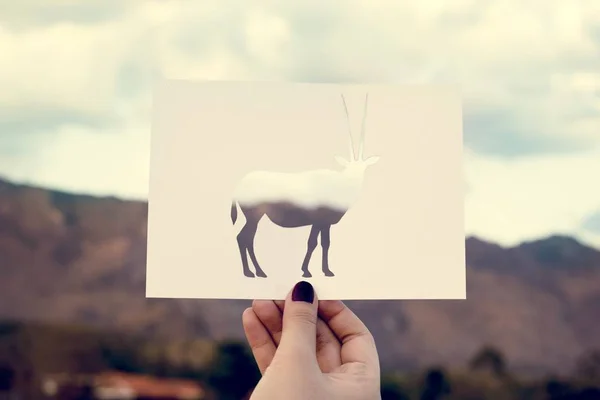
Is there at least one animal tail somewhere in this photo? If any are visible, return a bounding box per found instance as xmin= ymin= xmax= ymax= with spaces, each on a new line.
xmin=230 ymin=200 xmax=238 ymax=225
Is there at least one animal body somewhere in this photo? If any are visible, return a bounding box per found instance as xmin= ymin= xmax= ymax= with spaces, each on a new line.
xmin=231 ymin=93 xmax=380 ymax=278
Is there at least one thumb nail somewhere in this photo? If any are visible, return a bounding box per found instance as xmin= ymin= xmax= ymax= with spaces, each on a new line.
xmin=292 ymin=281 xmax=314 ymax=303
xmin=277 ymin=281 xmax=319 ymax=360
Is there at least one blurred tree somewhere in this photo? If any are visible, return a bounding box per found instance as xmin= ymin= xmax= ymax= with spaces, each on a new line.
xmin=75 ymin=384 xmax=95 ymax=400
xmin=165 ymin=340 xmax=187 ymax=369
xmin=99 ymin=337 xmax=144 ymax=373
xmin=469 ymin=345 xmax=507 ymax=378
xmin=574 ymin=350 xmax=600 ymax=382
xmin=176 ymin=339 xmax=216 ymax=381
xmin=207 ymin=341 xmax=261 ymax=400
xmin=185 ymin=339 xmax=216 ymax=370
xmin=0 ymin=365 xmax=14 ymax=390
xmin=545 ymin=379 xmax=575 ymax=400
xmin=0 ymin=322 xmax=19 ymax=337
xmin=138 ymin=339 xmax=166 ymax=375
xmin=420 ymin=368 xmax=450 ymax=400
xmin=380 ymin=374 xmax=410 ymax=400
xmin=578 ymin=387 xmax=600 ymax=399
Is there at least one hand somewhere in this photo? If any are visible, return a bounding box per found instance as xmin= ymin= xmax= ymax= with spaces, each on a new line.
xmin=242 ymin=281 xmax=381 ymax=400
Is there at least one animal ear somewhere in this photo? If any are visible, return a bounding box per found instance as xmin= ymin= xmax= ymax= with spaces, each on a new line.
xmin=365 ymin=156 xmax=380 ymax=165
xmin=335 ymin=155 xmax=349 ymax=166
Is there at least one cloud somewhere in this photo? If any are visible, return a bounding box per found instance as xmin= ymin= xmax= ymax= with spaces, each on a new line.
xmin=0 ymin=3 xmax=157 ymax=135
xmin=165 ymin=1 xmax=600 ymax=156
xmin=0 ymin=24 xmax=122 ymax=130
xmin=2 ymin=119 xmax=600 ymax=249
xmin=582 ymin=211 xmax=600 ymax=234
xmin=278 ymin=1 xmax=600 ymax=157
xmin=0 ymin=1 xmax=598 ymax=156
xmin=0 ymin=108 xmax=114 ymax=135
xmin=0 ymin=0 xmax=600 ymax=247
xmin=465 ymin=146 xmax=600 ymax=247
xmin=0 ymin=122 xmax=151 ymax=200
xmin=0 ymin=1 xmax=130 ymax=30
xmin=463 ymin=108 xmax=587 ymax=157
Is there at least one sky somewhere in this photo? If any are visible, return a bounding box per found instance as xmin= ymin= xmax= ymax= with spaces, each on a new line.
xmin=0 ymin=0 xmax=599 ymax=248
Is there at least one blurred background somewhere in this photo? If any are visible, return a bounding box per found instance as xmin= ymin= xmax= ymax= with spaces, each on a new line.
xmin=0 ymin=1 xmax=599 ymax=399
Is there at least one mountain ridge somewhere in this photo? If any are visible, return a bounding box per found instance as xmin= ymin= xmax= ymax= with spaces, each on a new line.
xmin=0 ymin=176 xmax=599 ymax=375
xmin=3 ymin=175 xmax=598 ymax=255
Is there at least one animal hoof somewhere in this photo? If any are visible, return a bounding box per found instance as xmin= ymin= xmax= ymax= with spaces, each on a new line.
xmin=301 ymin=271 xmax=312 ymax=278
xmin=244 ymin=271 xmax=255 ymax=278
xmin=256 ymin=271 xmax=268 ymax=278
xmin=324 ymin=270 xmax=335 ymax=277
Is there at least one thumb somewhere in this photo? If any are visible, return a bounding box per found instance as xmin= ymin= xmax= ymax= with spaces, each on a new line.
xmin=277 ymin=281 xmax=319 ymax=359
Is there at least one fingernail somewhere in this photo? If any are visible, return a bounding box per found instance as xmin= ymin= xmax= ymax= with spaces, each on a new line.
xmin=292 ymin=281 xmax=314 ymax=303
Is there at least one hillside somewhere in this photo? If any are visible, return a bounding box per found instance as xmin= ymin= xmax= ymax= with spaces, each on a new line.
xmin=0 ymin=177 xmax=599 ymax=375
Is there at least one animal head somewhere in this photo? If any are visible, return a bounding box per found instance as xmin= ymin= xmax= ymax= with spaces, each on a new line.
xmin=335 ymin=93 xmax=380 ymax=174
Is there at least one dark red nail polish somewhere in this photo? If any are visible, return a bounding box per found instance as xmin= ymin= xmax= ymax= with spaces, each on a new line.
xmin=292 ymin=281 xmax=314 ymax=303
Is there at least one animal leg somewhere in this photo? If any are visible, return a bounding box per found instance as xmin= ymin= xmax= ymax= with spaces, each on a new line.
xmin=320 ymin=225 xmax=335 ymax=277
xmin=237 ymin=222 xmax=257 ymax=278
xmin=300 ymin=225 xmax=320 ymax=278
xmin=247 ymin=234 xmax=267 ymax=278
xmin=240 ymin=207 xmax=268 ymax=278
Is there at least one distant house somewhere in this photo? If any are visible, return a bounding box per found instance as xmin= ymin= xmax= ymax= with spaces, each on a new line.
xmin=41 ymin=371 xmax=207 ymax=400
xmin=0 ymin=321 xmax=219 ymax=399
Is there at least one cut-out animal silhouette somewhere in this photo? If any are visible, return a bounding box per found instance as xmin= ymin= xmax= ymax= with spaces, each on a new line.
xmin=231 ymin=93 xmax=380 ymax=278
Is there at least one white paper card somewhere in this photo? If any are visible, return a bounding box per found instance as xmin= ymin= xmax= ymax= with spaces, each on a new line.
xmin=146 ymin=80 xmax=465 ymax=300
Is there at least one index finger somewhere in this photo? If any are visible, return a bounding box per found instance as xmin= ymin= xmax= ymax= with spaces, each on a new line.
xmin=318 ymin=300 xmax=379 ymax=369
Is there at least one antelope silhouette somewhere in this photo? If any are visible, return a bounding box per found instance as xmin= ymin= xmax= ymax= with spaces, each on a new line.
xmin=231 ymin=93 xmax=380 ymax=278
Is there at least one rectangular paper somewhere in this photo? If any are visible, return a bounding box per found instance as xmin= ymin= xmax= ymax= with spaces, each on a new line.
xmin=146 ymin=80 xmax=465 ymax=300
